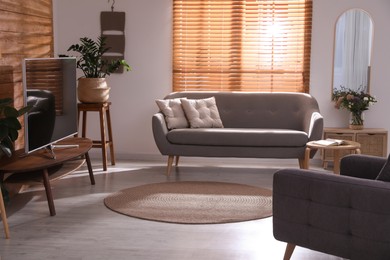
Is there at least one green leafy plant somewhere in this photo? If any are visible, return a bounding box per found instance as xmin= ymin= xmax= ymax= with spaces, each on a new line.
xmin=0 ymin=98 xmax=31 ymax=157
xmin=64 ymin=36 xmax=131 ymax=78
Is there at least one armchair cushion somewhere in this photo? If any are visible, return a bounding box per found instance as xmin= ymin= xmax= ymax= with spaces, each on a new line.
xmin=340 ymin=154 xmax=386 ymax=180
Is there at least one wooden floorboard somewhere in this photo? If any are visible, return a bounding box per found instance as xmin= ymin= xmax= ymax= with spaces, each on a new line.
xmin=0 ymin=158 xmax=345 ymax=260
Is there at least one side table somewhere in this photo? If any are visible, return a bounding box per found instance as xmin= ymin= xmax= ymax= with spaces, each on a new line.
xmin=304 ymin=140 xmax=361 ymax=174
xmin=78 ymin=102 xmax=115 ymax=171
xmin=0 ymin=137 xmax=95 ymax=219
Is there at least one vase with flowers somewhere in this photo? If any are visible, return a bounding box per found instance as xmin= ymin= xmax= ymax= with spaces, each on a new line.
xmin=332 ymin=87 xmax=377 ymax=130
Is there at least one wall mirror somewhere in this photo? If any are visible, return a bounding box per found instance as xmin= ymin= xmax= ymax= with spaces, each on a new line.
xmin=332 ymin=9 xmax=373 ymax=95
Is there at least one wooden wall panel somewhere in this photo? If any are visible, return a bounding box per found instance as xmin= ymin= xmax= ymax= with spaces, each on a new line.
xmin=0 ymin=0 xmax=53 ymax=149
xmin=0 ymin=1 xmax=51 ymax=18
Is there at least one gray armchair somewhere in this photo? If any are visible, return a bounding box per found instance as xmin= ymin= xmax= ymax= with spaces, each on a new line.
xmin=273 ymin=154 xmax=390 ymax=260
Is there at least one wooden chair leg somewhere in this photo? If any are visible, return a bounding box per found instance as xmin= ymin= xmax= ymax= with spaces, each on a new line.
xmin=166 ymin=155 xmax=174 ymax=176
xmin=283 ymin=243 xmax=296 ymax=260
xmin=175 ymin=156 xmax=180 ymax=166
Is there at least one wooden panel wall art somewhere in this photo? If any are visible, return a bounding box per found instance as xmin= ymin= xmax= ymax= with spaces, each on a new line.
xmin=101 ymin=0 xmax=126 ymax=73
xmin=0 ymin=0 xmax=54 ymax=149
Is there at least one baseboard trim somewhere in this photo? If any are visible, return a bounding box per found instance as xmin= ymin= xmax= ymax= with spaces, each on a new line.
xmin=87 ymin=151 xmax=323 ymax=168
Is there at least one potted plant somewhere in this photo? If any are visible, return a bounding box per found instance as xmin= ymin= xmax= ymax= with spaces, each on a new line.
xmin=64 ymin=36 xmax=131 ymax=103
xmin=0 ymin=98 xmax=31 ymax=158
xmin=0 ymin=98 xmax=31 ymax=203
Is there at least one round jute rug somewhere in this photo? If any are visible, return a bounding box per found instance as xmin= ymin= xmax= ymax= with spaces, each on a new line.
xmin=104 ymin=181 xmax=272 ymax=224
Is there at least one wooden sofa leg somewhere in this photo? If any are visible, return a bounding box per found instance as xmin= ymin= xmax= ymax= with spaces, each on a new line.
xmin=166 ymin=155 xmax=174 ymax=176
xmin=298 ymin=158 xmax=304 ymax=169
xmin=283 ymin=243 xmax=296 ymax=260
xmin=175 ymin=156 xmax=180 ymax=166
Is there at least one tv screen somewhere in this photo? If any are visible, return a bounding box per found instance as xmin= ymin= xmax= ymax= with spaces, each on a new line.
xmin=22 ymin=57 xmax=78 ymax=154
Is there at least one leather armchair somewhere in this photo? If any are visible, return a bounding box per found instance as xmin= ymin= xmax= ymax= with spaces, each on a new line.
xmin=273 ymin=154 xmax=390 ymax=260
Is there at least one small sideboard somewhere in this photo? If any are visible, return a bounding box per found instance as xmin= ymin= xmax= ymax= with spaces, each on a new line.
xmin=322 ymin=127 xmax=388 ymax=169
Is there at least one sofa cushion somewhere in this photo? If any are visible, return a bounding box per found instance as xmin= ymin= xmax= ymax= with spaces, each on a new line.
xmin=156 ymin=98 xmax=189 ymax=129
xmin=166 ymin=128 xmax=308 ymax=147
xmin=180 ymin=97 xmax=223 ymax=128
xmin=376 ymin=154 xmax=390 ymax=181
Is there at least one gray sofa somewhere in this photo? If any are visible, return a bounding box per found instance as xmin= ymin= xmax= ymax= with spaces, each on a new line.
xmin=152 ymin=91 xmax=323 ymax=175
xmin=273 ymin=154 xmax=390 ymax=260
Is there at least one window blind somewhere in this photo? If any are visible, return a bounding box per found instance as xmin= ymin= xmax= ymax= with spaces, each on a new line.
xmin=173 ymin=0 xmax=312 ymax=92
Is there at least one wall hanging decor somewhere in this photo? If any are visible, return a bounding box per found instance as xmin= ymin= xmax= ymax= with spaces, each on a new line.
xmin=100 ymin=0 xmax=126 ymax=73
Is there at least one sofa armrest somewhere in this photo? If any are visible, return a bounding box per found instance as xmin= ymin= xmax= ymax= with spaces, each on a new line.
xmin=340 ymin=154 xmax=386 ymax=180
xmin=152 ymin=113 xmax=171 ymax=155
xmin=273 ymin=168 xmax=390 ymax=260
xmin=305 ymin=111 xmax=324 ymax=142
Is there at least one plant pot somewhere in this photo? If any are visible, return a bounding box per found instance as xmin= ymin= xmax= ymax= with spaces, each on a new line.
xmin=77 ymin=78 xmax=111 ymax=103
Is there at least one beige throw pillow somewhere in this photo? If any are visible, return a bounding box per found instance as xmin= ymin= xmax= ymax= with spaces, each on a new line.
xmin=180 ymin=97 xmax=223 ymax=128
xmin=156 ymin=98 xmax=189 ymax=129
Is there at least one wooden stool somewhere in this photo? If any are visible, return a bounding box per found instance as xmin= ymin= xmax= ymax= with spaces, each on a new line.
xmin=78 ymin=102 xmax=115 ymax=171
xmin=0 ymin=185 xmax=10 ymax=239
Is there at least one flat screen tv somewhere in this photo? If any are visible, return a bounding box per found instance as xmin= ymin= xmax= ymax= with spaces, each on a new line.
xmin=22 ymin=57 xmax=78 ymax=156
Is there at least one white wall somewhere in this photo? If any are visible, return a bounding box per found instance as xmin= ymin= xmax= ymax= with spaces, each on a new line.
xmin=53 ymin=0 xmax=172 ymax=160
xmin=311 ymin=0 xmax=390 ymax=130
xmin=53 ymin=0 xmax=390 ymax=160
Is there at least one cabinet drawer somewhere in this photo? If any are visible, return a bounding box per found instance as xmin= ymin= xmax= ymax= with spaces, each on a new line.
xmin=356 ymin=133 xmax=387 ymax=157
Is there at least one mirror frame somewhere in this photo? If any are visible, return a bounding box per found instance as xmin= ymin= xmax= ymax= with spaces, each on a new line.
xmin=332 ymin=9 xmax=374 ymax=98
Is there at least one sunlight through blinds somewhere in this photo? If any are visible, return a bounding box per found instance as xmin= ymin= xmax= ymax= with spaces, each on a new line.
xmin=173 ymin=0 xmax=312 ymax=92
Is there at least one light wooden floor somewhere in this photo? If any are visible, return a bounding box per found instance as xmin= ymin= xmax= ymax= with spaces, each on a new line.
xmin=0 ymin=157 xmax=345 ymax=260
